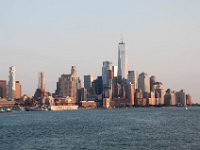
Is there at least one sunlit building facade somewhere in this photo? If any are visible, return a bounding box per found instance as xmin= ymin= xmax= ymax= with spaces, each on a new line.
xmin=117 ymin=40 xmax=128 ymax=82
xmin=8 ymin=66 xmax=16 ymax=100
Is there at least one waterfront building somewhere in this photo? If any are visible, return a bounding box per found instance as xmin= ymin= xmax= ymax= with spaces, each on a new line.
xmin=55 ymin=66 xmax=81 ymax=102
xmin=91 ymin=77 xmax=102 ymax=107
xmin=79 ymin=101 xmax=97 ymax=109
xmin=117 ymin=40 xmax=128 ymax=82
xmin=103 ymin=98 xmax=111 ymax=109
xmin=0 ymin=80 xmax=7 ymax=99
xmin=128 ymin=70 xmax=138 ymax=89
xmin=8 ymin=66 xmax=16 ymax=100
xmin=153 ymin=82 xmax=165 ymax=105
xmin=164 ymin=89 xmax=176 ymax=106
xmin=77 ymin=88 xmax=87 ymax=102
xmin=138 ymin=72 xmax=150 ymax=94
xmin=84 ymin=75 xmax=93 ymax=98
xmin=15 ymin=81 xmax=22 ymax=99
xmin=135 ymin=89 xmax=145 ymax=106
xmin=176 ymin=90 xmax=186 ymax=106
xmin=186 ymin=94 xmax=192 ymax=105
xmin=148 ymin=91 xmax=156 ymax=106
xmin=127 ymin=83 xmax=135 ymax=106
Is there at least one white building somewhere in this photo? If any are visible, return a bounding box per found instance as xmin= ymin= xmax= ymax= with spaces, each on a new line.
xmin=117 ymin=40 xmax=128 ymax=81
xmin=8 ymin=66 xmax=16 ymax=100
xmin=153 ymin=82 xmax=165 ymax=105
xmin=112 ymin=66 xmax=118 ymax=78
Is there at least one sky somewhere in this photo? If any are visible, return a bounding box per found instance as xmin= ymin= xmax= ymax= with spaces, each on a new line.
xmin=0 ymin=0 xmax=200 ymax=102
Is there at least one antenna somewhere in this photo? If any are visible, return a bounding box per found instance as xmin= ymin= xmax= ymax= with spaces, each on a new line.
xmin=120 ymin=32 xmax=123 ymax=43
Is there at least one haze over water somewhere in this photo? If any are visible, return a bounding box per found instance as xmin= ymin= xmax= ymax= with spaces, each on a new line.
xmin=0 ymin=107 xmax=200 ymax=150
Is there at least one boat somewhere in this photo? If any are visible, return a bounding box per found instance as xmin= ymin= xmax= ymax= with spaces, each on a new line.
xmin=0 ymin=108 xmax=5 ymax=113
xmin=185 ymin=106 xmax=188 ymax=110
xmin=7 ymin=108 xmax=15 ymax=112
xmin=50 ymin=105 xmax=78 ymax=111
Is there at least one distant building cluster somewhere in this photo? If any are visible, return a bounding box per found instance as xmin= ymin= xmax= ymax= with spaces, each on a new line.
xmin=50 ymin=40 xmax=192 ymax=108
xmin=0 ymin=40 xmax=193 ymax=110
xmin=0 ymin=66 xmax=22 ymax=100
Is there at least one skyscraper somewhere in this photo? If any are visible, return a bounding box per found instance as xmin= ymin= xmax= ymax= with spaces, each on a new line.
xmin=127 ymin=83 xmax=135 ymax=106
xmin=153 ymin=82 xmax=165 ymax=105
xmin=102 ymin=61 xmax=113 ymax=108
xmin=15 ymin=81 xmax=22 ymax=99
xmin=84 ymin=75 xmax=93 ymax=98
xmin=102 ymin=61 xmax=113 ymax=90
xmin=176 ymin=90 xmax=186 ymax=106
xmin=112 ymin=66 xmax=118 ymax=78
xmin=8 ymin=66 xmax=16 ymax=100
xmin=33 ymin=72 xmax=47 ymax=105
xmin=150 ymin=76 xmax=156 ymax=92
xmin=0 ymin=80 xmax=7 ymax=99
xmin=128 ymin=70 xmax=138 ymax=89
xmin=38 ymin=72 xmax=45 ymax=90
xmin=117 ymin=40 xmax=128 ymax=82
xmin=138 ymin=72 xmax=150 ymax=93
xmin=55 ymin=66 xmax=80 ymax=102
xmin=164 ymin=89 xmax=176 ymax=106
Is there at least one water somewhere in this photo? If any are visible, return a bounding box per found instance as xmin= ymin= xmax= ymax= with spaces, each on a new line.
xmin=0 ymin=107 xmax=200 ymax=150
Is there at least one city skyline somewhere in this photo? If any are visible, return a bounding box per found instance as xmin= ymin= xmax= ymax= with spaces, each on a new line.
xmin=0 ymin=0 xmax=200 ymax=102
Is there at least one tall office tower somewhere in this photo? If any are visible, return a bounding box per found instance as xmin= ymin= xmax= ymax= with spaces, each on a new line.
xmin=128 ymin=70 xmax=138 ymax=89
xmin=55 ymin=66 xmax=80 ymax=102
xmin=127 ymin=83 xmax=135 ymax=106
xmin=33 ymin=72 xmax=48 ymax=104
xmin=117 ymin=40 xmax=128 ymax=82
xmin=15 ymin=81 xmax=22 ymax=99
xmin=112 ymin=66 xmax=118 ymax=78
xmin=150 ymin=76 xmax=156 ymax=92
xmin=153 ymin=82 xmax=165 ymax=105
xmin=84 ymin=75 xmax=93 ymax=97
xmin=0 ymin=80 xmax=7 ymax=99
xmin=38 ymin=72 xmax=45 ymax=90
xmin=102 ymin=61 xmax=113 ymax=108
xmin=92 ymin=76 xmax=103 ymax=106
xmin=164 ymin=89 xmax=176 ymax=106
xmin=176 ymin=90 xmax=186 ymax=106
xmin=8 ymin=66 xmax=16 ymax=100
xmin=186 ymin=94 xmax=192 ymax=105
xmin=102 ymin=61 xmax=113 ymax=90
xmin=138 ymin=72 xmax=150 ymax=93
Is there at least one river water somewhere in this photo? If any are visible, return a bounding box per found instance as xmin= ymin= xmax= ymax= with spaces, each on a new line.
xmin=0 ymin=107 xmax=200 ymax=150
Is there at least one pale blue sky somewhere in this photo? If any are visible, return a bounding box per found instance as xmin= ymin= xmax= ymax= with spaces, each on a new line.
xmin=0 ymin=0 xmax=200 ymax=102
